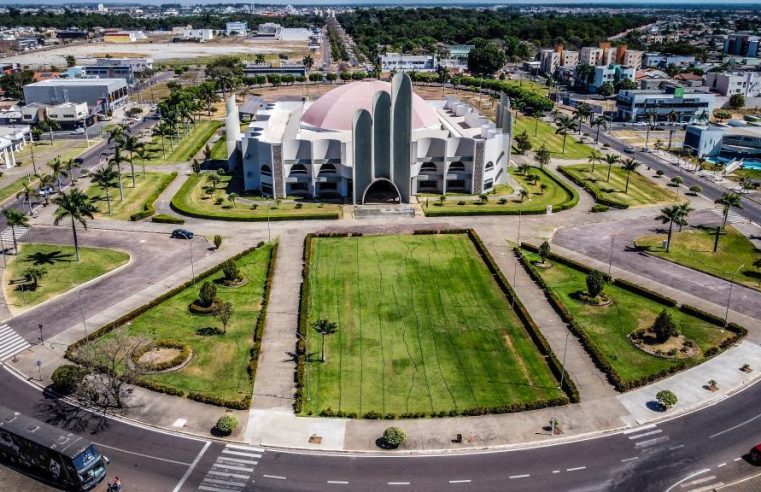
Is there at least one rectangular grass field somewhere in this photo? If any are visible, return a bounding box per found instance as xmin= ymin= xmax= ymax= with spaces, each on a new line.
xmin=513 ymin=115 xmax=593 ymax=160
xmin=561 ymin=164 xmax=677 ymax=208
xmin=303 ymin=234 xmax=565 ymax=417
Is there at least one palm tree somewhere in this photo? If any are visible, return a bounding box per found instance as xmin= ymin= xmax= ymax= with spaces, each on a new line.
xmin=714 ymin=192 xmax=743 ymax=252
xmin=519 ymin=189 xmax=529 ymax=202
xmin=644 ymin=109 xmax=658 ymax=150
xmin=208 ymin=173 xmax=221 ymax=189
xmin=135 ymin=147 xmax=151 ymax=176
xmin=656 ymin=204 xmax=683 ymax=253
xmin=152 ymin=122 xmax=171 ymax=157
xmin=573 ymin=103 xmax=593 ymax=134
xmin=65 ymin=158 xmax=81 ymax=184
xmin=666 ymin=110 xmax=679 ymax=149
xmin=90 ymin=164 xmax=119 ymax=214
xmin=695 ymin=110 xmax=710 ymax=125
xmin=15 ymin=180 xmax=37 ymax=214
xmin=108 ymin=146 xmax=129 ymax=201
xmin=52 ymin=188 xmax=97 ymax=262
xmin=302 ymin=55 xmax=314 ymax=72
xmin=554 ymin=115 xmax=577 ymax=155
xmin=603 ymin=153 xmax=619 ymax=182
xmin=107 ymin=124 xmax=128 ymax=146
xmin=676 ymin=203 xmax=694 ymax=232
xmin=121 ymin=133 xmax=144 ymax=187
xmin=587 ymin=149 xmax=602 ymax=173
xmin=228 ymin=192 xmax=238 ymax=208
xmin=590 ymin=116 xmax=608 ymax=143
xmin=48 ymin=156 xmax=69 ymax=193
xmin=313 ymin=319 xmax=338 ymax=362
xmin=621 ymin=158 xmax=640 ymax=193
xmin=3 ymin=208 xmax=28 ymax=254
xmin=22 ymin=266 xmax=46 ymax=291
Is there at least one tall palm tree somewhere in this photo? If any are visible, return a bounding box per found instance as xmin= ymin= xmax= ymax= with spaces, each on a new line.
xmin=590 ymin=116 xmax=608 ymax=143
xmin=90 ymin=164 xmax=119 ymax=215
xmin=108 ymin=146 xmax=129 ymax=201
xmin=65 ymin=158 xmax=81 ymax=184
xmin=676 ymin=203 xmax=694 ymax=232
xmin=15 ymin=180 xmax=37 ymax=214
xmin=714 ymin=192 xmax=743 ymax=252
xmin=587 ymin=149 xmax=602 ymax=173
xmin=644 ymin=109 xmax=658 ymax=151
xmin=3 ymin=208 xmax=28 ymax=254
xmin=120 ymin=133 xmax=144 ymax=187
xmin=573 ymin=103 xmax=592 ymax=134
xmin=313 ymin=319 xmax=338 ymax=362
xmin=603 ymin=153 xmax=619 ymax=182
xmin=656 ymin=204 xmax=683 ymax=253
xmin=621 ymin=158 xmax=640 ymax=193
xmin=554 ymin=115 xmax=577 ymax=155
xmin=52 ymin=188 xmax=97 ymax=262
xmin=152 ymin=122 xmax=171 ymax=157
xmin=107 ymin=124 xmax=128 ymax=146
xmin=666 ymin=110 xmax=679 ymax=149
xmin=48 ymin=156 xmax=69 ymax=193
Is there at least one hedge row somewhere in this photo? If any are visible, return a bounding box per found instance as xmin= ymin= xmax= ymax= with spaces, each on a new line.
xmin=293 ymin=233 xmax=314 ymax=415
xmin=557 ymin=167 xmax=629 ymax=210
xmin=66 ymin=241 xmax=273 ymax=409
xmin=516 ymin=246 xmax=749 ymax=392
xmin=129 ymin=172 xmax=178 ymax=221
xmin=151 ymin=213 xmax=185 ymax=224
xmin=450 ymin=76 xmax=555 ymax=113
xmin=248 ymin=241 xmax=279 ymax=380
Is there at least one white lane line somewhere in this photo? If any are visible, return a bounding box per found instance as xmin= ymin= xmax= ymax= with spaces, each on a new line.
xmin=94 ymin=442 xmax=192 ymax=466
xmin=206 ymin=471 xmax=250 ymax=479
xmin=222 ymin=449 xmax=262 ymax=458
xmin=566 ymin=467 xmax=586 ymax=472
xmin=691 ymin=483 xmax=724 ymax=492
xmin=718 ymin=463 xmax=726 ymax=468
xmin=199 ymin=486 xmax=236 ymax=492
xmin=623 ymin=424 xmax=656 ymax=434
xmin=552 ymin=470 xmax=560 ymax=474
xmin=225 ymin=444 xmax=265 ymax=453
xmin=212 ymin=464 xmax=255 ymax=473
xmin=449 ymin=480 xmax=472 ymax=484
xmin=627 ymin=429 xmax=662 ymax=440
xmin=327 ymin=480 xmax=349 ymax=485
xmin=262 ymin=475 xmax=287 ymax=480
xmin=734 ymin=457 xmax=743 ymax=462
xmin=620 ymin=457 xmax=639 ymax=463
xmin=665 ymin=469 xmax=711 ymax=492
xmin=635 ymin=436 xmax=670 ymax=448
xmin=388 ymin=482 xmax=410 ymax=485
xmin=217 ymin=456 xmax=258 ymax=465
xmin=202 ymin=477 xmax=248 ymax=487
xmin=172 ymin=440 xmax=210 ymax=492
xmin=709 ymin=412 xmax=761 ymax=439
xmin=670 ymin=444 xmax=686 ymax=451
xmin=509 ymin=474 xmax=530 ymax=479
xmin=679 ymin=475 xmax=717 ymax=488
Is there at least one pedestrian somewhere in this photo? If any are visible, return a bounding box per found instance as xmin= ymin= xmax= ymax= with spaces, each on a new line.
xmin=107 ymin=476 xmax=122 ymax=492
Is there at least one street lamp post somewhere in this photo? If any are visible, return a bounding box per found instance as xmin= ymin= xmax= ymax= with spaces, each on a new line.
xmin=725 ymin=264 xmax=745 ymax=328
xmin=558 ymin=330 xmax=570 ymax=391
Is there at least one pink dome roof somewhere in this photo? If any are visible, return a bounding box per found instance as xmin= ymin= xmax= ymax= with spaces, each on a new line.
xmin=302 ymin=80 xmax=440 ymax=132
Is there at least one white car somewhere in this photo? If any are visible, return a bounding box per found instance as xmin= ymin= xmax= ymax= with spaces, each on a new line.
xmin=71 ymin=127 xmax=85 ymax=135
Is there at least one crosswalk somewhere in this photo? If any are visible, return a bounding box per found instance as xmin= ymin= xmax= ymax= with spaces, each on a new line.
xmin=198 ymin=444 xmax=263 ymax=492
xmin=0 ymin=323 xmax=30 ymax=361
xmin=0 ymin=226 xmax=29 ymax=252
xmin=624 ymin=424 xmax=670 ymax=454
xmin=712 ymin=207 xmax=747 ymax=225
xmin=679 ymin=474 xmax=724 ymax=492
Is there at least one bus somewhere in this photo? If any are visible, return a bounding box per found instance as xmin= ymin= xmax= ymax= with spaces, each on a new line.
xmin=0 ymin=404 xmax=108 ymax=491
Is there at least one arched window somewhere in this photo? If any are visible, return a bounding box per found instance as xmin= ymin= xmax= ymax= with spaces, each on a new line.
xmin=319 ymin=163 xmax=337 ymax=176
xmin=449 ymin=161 xmax=465 ymax=172
xmin=485 ymin=161 xmax=494 ymax=171
xmin=420 ymin=161 xmax=437 ymax=173
xmin=290 ymin=164 xmax=308 ymax=175
xmin=261 ymin=165 xmax=272 ymax=176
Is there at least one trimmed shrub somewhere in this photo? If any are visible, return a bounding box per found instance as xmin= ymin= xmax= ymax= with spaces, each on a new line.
xmin=591 ymin=204 xmax=610 ymax=213
xmin=129 ymin=172 xmax=178 ymax=221
xmin=656 ymin=389 xmax=678 ymax=409
xmin=381 ymin=427 xmax=406 ymax=448
xmin=51 ymin=364 xmax=88 ymax=394
xmin=213 ymin=235 xmax=222 ymax=249
xmin=215 ymin=415 xmax=239 ymax=435
xmin=151 ymin=214 xmax=185 ymax=224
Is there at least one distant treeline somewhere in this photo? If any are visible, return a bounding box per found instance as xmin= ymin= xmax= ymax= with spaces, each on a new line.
xmin=0 ymin=8 xmax=319 ymax=31
xmin=338 ymin=8 xmax=654 ymax=59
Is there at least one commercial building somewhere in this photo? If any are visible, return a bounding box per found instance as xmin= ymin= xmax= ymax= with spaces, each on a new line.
xmin=84 ymin=58 xmax=152 ymax=85
xmin=724 ymin=34 xmax=760 ymax=58
xmin=444 ymin=44 xmax=474 ymax=66
xmin=705 ymin=72 xmax=761 ymax=97
xmin=46 ymin=102 xmax=89 ymax=127
xmin=643 ymin=53 xmax=696 ymax=69
xmin=253 ymin=23 xmax=311 ymax=41
xmin=226 ymin=22 xmax=248 ymax=37
xmin=103 ymin=31 xmax=145 ymax=43
xmin=616 ymin=85 xmax=714 ymax=123
xmin=684 ymin=123 xmax=761 ymax=159
xmin=379 ymin=53 xmax=437 ymax=73
xmin=233 ymin=74 xmax=512 ymax=202
xmin=242 ymin=64 xmax=307 ymax=78
xmin=589 ymin=64 xmax=636 ymax=93
xmin=23 ymin=78 xmax=129 ymax=112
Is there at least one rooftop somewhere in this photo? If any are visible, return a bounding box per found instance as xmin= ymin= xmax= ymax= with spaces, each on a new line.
xmin=25 ymin=78 xmax=127 ymax=87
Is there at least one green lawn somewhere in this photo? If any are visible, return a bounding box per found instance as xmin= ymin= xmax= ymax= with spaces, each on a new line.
xmin=522 ymin=249 xmax=734 ymax=384
xmin=560 ymin=164 xmax=678 ymax=208
xmin=171 ymin=173 xmax=342 ymax=221
xmin=513 ymin=115 xmax=593 ymax=160
xmin=84 ymin=245 xmax=274 ymax=403
xmin=210 ymin=137 xmax=228 ymax=160
xmin=3 ymin=244 xmax=130 ymax=310
xmin=86 ymin=172 xmax=176 ymax=220
xmin=733 ymin=168 xmax=761 ymax=181
xmin=303 ymin=234 xmax=566 ymax=416
xmin=635 ymin=226 xmax=761 ymax=291
xmin=0 ymin=176 xmax=36 ymax=205
xmin=423 ymin=167 xmax=576 ymax=216
xmin=137 ymin=120 xmax=223 ymax=165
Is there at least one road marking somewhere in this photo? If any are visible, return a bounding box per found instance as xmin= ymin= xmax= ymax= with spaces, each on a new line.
xmin=221 ymin=449 xmax=262 ymax=458
xmin=718 ymin=463 xmax=726 ymax=468
xmin=201 ymin=477 xmax=247 ymax=487
xmin=198 ymin=486 xmax=237 ymax=492
xmin=623 ymin=424 xmax=656 ymax=434
xmin=734 ymin=457 xmax=742 ymax=462
xmin=388 ymin=482 xmax=410 ymax=485
xmin=552 ymin=470 xmax=560 ymax=474
xmin=225 ymin=444 xmax=265 ymax=453
xmin=172 ymin=441 xmax=210 ymax=492
xmin=690 ymin=483 xmax=724 ymax=492
xmin=94 ymin=442 xmax=192 ymax=466
xmin=0 ymin=324 xmax=31 ymax=361
xmin=327 ymin=481 xmax=349 ymax=485
xmin=679 ymin=475 xmax=717 ymax=488
xmin=620 ymin=457 xmax=639 ymax=463
xmin=171 ymin=418 xmax=187 ymax=428
xmin=217 ymin=456 xmax=258 ymax=465
xmin=449 ymin=480 xmax=471 ymax=484
xmin=509 ymin=474 xmax=530 ymax=479
xmin=213 ymin=463 xmax=254 ymax=472
xmin=665 ymin=469 xmax=711 ymax=492
xmin=635 ymin=436 xmax=670 ymax=448
xmin=566 ymin=467 xmax=586 ymax=472
xmin=262 ymin=475 xmax=287 ymax=480
xmin=709 ymin=412 xmax=761 ymax=439
xmin=207 ymin=471 xmax=249 ymax=479
xmin=670 ymin=445 xmax=685 ymax=451
xmin=628 ymin=429 xmax=662 ymax=440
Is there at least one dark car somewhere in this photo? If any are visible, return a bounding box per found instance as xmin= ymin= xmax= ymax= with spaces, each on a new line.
xmin=74 ymin=158 xmax=84 ymax=165
xmin=624 ymin=146 xmax=636 ymax=154
xmin=751 ymin=444 xmax=761 ymax=464
xmin=171 ymin=229 xmax=194 ymax=240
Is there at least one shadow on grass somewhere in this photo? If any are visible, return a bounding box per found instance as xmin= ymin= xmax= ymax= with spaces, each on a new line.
xmin=24 ymin=249 xmax=74 ymax=265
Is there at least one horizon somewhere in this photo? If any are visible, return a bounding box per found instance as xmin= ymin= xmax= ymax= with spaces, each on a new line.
xmin=6 ymin=1 xmax=761 ymax=7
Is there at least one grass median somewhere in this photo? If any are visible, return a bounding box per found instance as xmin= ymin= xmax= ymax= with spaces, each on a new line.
xmin=560 ymin=164 xmax=677 ymax=208
xmin=87 ymin=172 xmax=177 ymax=221
xmin=513 ymin=115 xmax=593 ymax=160
xmin=137 ymin=120 xmax=223 ymax=165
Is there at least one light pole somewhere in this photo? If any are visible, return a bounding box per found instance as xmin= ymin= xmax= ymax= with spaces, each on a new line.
xmin=266 ymin=200 xmax=272 ymax=242
xmin=725 ymin=264 xmax=745 ymax=328
xmin=74 ymin=282 xmax=88 ymax=337
xmin=296 ymin=332 xmax=310 ymax=401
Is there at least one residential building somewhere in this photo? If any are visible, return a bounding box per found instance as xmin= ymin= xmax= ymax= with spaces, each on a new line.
xmin=540 ymin=49 xmax=561 ymax=75
xmin=643 ymin=53 xmax=696 ymax=69
xmin=724 ymin=34 xmax=760 ymax=58
xmin=636 ymin=68 xmax=674 ymax=90
xmin=620 ymin=49 xmax=644 ymax=69
xmin=561 ymin=50 xmax=579 ymax=68
xmin=616 ymin=85 xmax=714 ymax=123
xmin=226 ymin=22 xmax=248 ymax=37
xmin=380 ymin=53 xmax=437 ymax=73
xmin=23 ymin=78 xmax=129 ymax=112
xmin=589 ymin=64 xmax=636 ymax=93
xmin=705 ymin=72 xmax=761 ymax=97
xmin=579 ymin=47 xmax=603 ymax=66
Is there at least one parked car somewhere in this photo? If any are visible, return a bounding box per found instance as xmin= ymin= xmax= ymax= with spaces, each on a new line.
xmin=73 ymin=157 xmax=84 ymax=165
xmin=37 ymin=185 xmax=54 ymax=197
xmin=71 ymin=127 xmax=85 ymax=135
xmin=171 ymin=229 xmax=194 ymax=240
xmin=624 ymin=146 xmax=636 ymax=154
xmin=750 ymin=444 xmax=761 ymax=464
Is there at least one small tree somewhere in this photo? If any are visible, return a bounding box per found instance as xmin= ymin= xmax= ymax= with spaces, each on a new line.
xmin=191 ymin=159 xmax=201 ymax=174
xmin=656 ymin=389 xmax=678 ymax=409
xmin=478 ymin=193 xmax=489 ymax=204
xmin=213 ymin=234 xmax=223 ymax=249
xmin=222 ymin=259 xmax=242 ymax=281
xmin=215 ymin=301 xmax=234 ymax=334
xmin=514 ymin=129 xmax=532 ymax=154
xmin=199 ymin=281 xmax=217 ymax=307
xmin=22 ymin=266 xmax=47 ymax=290
xmin=215 ymin=415 xmax=238 ymax=435
xmin=689 ymin=185 xmax=703 ymax=195
xmin=539 ymin=240 xmax=551 ymax=264
xmin=519 ymin=189 xmax=529 ymax=202
xmin=671 ymin=176 xmax=683 ymax=187
xmin=652 ymin=309 xmax=678 ymax=343
xmin=534 ymin=144 xmax=551 ymax=169
xmin=586 ymin=271 xmax=605 ymax=298
xmin=382 ymin=426 xmax=406 ymax=449
xmin=51 ymin=364 xmax=88 ymax=394
xmin=729 ymin=93 xmax=746 ymax=109
xmin=313 ymin=319 xmax=338 ymax=362
xmin=540 ymin=183 xmax=548 ymax=195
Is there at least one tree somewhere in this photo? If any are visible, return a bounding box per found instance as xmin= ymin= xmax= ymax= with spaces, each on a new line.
xmin=313 ymin=319 xmax=338 ymax=362
xmin=3 ymin=208 xmax=28 ymax=254
xmin=228 ymin=192 xmax=238 ymax=208
xmin=586 ymin=270 xmax=605 ymax=298
xmin=587 ymin=149 xmax=602 ymax=173
xmin=590 ymin=116 xmax=608 ymax=143
xmin=22 ymin=266 xmax=46 ymax=290
xmin=121 ymin=133 xmax=144 ymax=187
xmin=51 ymin=364 xmax=88 ymax=395
xmin=714 ymin=192 xmax=742 ymax=252
xmin=554 ymin=114 xmax=577 ymax=155
xmin=191 ymin=159 xmax=201 ymax=174
xmin=573 ymin=103 xmax=593 ymax=134
xmin=689 ymin=185 xmax=703 ymax=195
xmin=534 ymin=144 xmax=551 ymax=169
xmin=539 ymin=240 xmax=551 ymax=264
xmin=48 ymin=156 xmax=69 ymax=193
xmin=108 ymin=146 xmax=128 ymax=201
xmin=514 ymin=129 xmax=532 ymax=154
xmin=302 ymin=55 xmax=314 ymax=72
xmin=466 ymin=39 xmax=506 ymax=77
xmin=652 ymin=309 xmax=678 ymax=343
xmin=326 ymin=72 xmax=337 ymax=83
xmin=106 ymin=124 xmax=128 ymax=146
xmin=729 ymin=93 xmax=746 ymax=109
xmin=621 ymin=158 xmax=640 ymax=193
xmin=603 ymin=153 xmax=619 ymax=182
xmin=381 ymin=427 xmax=406 ymax=449
xmin=214 ymin=301 xmax=234 ymax=334
xmin=255 ymin=54 xmax=266 ymax=64
xmin=90 ymin=164 xmax=119 ymax=215
xmin=656 ymin=389 xmax=678 ymax=409
xmin=199 ymin=281 xmax=217 ymax=307
xmin=676 ymin=203 xmax=693 ymax=232
xmin=655 ymin=204 xmax=683 ymax=253
xmin=222 ymin=259 xmax=242 ymax=282
xmin=52 ymin=188 xmax=97 ymax=262
xmin=65 ymin=54 xmax=76 ymax=67
xmin=713 ymin=109 xmax=732 ymax=123
xmin=597 ymin=82 xmax=614 ymax=97
xmin=519 ymin=189 xmax=529 ymax=202
xmin=213 ymin=234 xmax=222 ymax=249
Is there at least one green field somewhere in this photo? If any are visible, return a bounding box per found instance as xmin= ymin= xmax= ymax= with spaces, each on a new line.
xmin=635 ymin=226 xmax=761 ymax=291
xmin=171 ymin=173 xmax=342 ymax=221
xmin=0 ymin=176 xmax=37 ymax=205
xmin=523 ymin=249 xmax=734 ymax=384
xmin=82 ymin=245 xmax=273 ymax=403
xmin=302 ymin=234 xmax=566 ymax=416
xmin=513 ymin=115 xmax=593 ymax=160
xmin=87 ymin=172 xmax=176 ymax=220
xmin=560 ymin=164 xmax=677 ymax=208
xmin=423 ymin=168 xmax=576 ymax=216
xmin=3 ymin=244 xmax=129 ymax=310
xmin=137 ymin=120 xmax=223 ymax=165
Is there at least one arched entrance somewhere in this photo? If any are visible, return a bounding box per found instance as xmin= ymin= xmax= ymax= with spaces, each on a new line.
xmin=362 ymin=178 xmax=401 ymax=204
